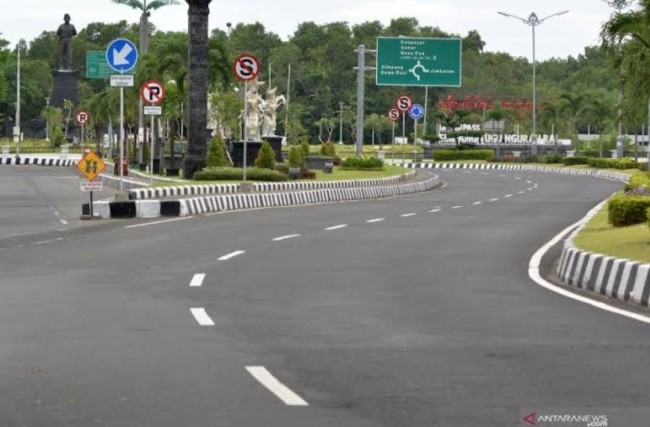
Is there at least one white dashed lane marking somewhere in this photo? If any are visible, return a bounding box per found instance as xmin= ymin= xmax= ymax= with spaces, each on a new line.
xmin=505 ymin=194 xmax=513 ymax=198
xmin=189 ymin=274 xmax=206 ymax=288
xmin=246 ymin=366 xmax=309 ymax=407
xmin=218 ymin=250 xmax=246 ymax=261
xmin=325 ymin=224 xmax=348 ymax=231
xmin=517 ymin=191 xmax=526 ymax=195
xmin=429 ymin=209 xmax=441 ymax=213
xmin=473 ymin=201 xmax=482 ymax=205
xmin=272 ymin=234 xmax=301 ymax=242
xmin=59 ymin=219 xmax=68 ymax=225
xmin=452 ymin=206 xmax=463 ymax=209
xmin=489 ymin=198 xmax=499 ymax=202
xmin=190 ymin=308 xmax=215 ymax=326
xmin=400 ymin=213 xmax=417 ymax=218
xmin=366 ymin=218 xmax=385 ymax=223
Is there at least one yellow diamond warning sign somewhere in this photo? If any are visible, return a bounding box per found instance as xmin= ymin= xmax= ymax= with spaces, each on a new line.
xmin=76 ymin=151 xmax=106 ymax=182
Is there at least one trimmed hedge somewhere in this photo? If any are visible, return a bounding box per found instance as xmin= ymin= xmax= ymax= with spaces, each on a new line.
xmin=562 ymin=156 xmax=589 ymax=166
xmin=194 ymin=167 xmax=288 ymax=182
xmin=339 ymin=156 xmax=384 ymax=170
xmin=587 ymin=158 xmax=639 ymax=170
xmin=624 ymin=171 xmax=650 ymax=192
xmin=432 ymin=149 xmax=494 ymax=161
xmin=608 ymin=194 xmax=650 ymax=226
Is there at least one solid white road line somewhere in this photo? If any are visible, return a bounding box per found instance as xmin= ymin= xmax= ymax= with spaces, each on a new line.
xmin=325 ymin=224 xmax=348 ymax=231
xmin=529 ymin=210 xmax=650 ymax=325
xmin=489 ymin=198 xmax=499 ymax=202
xmin=246 ymin=366 xmax=309 ymax=406
xmin=189 ymin=273 xmax=206 ymax=288
xmin=366 ymin=218 xmax=385 ymax=223
xmin=429 ymin=209 xmax=441 ymax=213
xmin=190 ymin=308 xmax=215 ymax=326
xmin=125 ymin=216 xmax=193 ymax=229
xmin=218 ymin=250 xmax=246 ymax=261
xmin=32 ymin=237 xmax=65 ymax=246
xmin=272 ymin=234 xmax=301 ymax=242
xmin=400 ymin=213 xmax=417 ymax=217
xmin=59 ymin=219 xmax=68 ymax=225
xmin=473 ymin=201 xmax=483 ymax=205
xmin=451 ymin=205 xmax=463 ymax=209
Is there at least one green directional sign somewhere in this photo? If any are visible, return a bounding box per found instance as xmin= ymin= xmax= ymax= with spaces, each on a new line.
xmin=376 ymin=37 xmax=462 ymax=87
xmin=86 ymin=50 xmax=112 ymax=79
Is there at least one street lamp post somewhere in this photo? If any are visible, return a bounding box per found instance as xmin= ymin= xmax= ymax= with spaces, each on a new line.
xmin=498 ymin=10 xmax=569 ymax=156
xmin=45 ymin=97 xmax=50 ymax=142
xmin=338 ymin=102 xmax=344 ymax=144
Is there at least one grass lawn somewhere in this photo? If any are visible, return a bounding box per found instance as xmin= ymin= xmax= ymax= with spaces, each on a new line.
xmin=573 ymin=200 xmax=650 ymax=263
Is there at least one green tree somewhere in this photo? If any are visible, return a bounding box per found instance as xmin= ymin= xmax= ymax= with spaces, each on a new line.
xmin=206 ymin=135 xmax=228 ymax=167
xmin=254 ymin=140 xmax=276 ymax=169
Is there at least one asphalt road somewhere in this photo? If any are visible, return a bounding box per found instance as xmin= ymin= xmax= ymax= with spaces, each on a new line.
xmin=1 ymin=167 xmax=648 ymax=427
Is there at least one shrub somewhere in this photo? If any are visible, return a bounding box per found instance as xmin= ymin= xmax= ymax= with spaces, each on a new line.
xmin=339 ymin=156 xmax=384 ymax=170
xmin=194 ymin=167 xmax=288 ymax=182
xmin=431 ymin=149 xmax=493 ymax=161
xmin=254 ymin=141 xmax=276 ymax=170
xmin=647 ymin=207 xmax=650 ymax=230
xmin=624 ymin=171 xmax=650 ymax=192
xmin=300 ymin=139 xmax=310 ymax=158
xmin=562 ymin=156 xmax=589 ymax=166
xmin=320 ymin=141 xmax=337 ymax=157
xmin=206 ymin=135 xmax=229 ymax=167
xmin=543 ymin=154 xmax=564 ymax=164
xmin=287 ymin=146 xmax=306 ymax=169
xmin=608 ymin=194 xmax=650 ymax=226
xmin=274 ymin=163 xmax=289 ymax=175
xmin=299 ymin=170 xmax=317 ymax=179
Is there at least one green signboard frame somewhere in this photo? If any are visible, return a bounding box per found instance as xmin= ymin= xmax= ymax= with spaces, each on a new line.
xmin=376 ymin=37 xmax=462 ymax=87
xmin=86 ymin=50 xmax=112 ymax=79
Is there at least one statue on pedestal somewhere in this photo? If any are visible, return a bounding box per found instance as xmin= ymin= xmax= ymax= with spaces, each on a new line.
xmin=243 ymin=79 xmax=264 ymax=141
xmin=57 ymin=13 xmax=77 ymax=71
xmin=261 ymin=87 xmax=286 ymax=136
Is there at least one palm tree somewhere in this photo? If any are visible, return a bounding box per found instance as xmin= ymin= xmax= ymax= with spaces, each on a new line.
xmin=539 ymin=97 xmax=562 ymax=154
xmin=486 ymin=103 xmax=506 ymax=157
xmin=112 ymin=1 xmax=180 ymax=53
xmin=583 ymin=92 xmax=615 ymax=157
xmin=559 ymin=91 xmax=586 ymax=146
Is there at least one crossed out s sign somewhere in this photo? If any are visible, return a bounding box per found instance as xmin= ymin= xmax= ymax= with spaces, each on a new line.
xmin=232 ymin=54 xmax=260 ymax=81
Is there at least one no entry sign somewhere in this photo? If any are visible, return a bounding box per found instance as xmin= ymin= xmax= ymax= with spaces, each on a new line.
xmin=140 ymin=80 xmax=166 ymax=105
xmin=232 ymin=54 xmax=260 ymax=81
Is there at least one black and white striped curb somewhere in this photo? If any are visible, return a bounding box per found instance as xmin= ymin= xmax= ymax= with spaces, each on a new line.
xmin=0 ymin=156 xmax=77 ymax=166
xmin=86 ymin=174 xmax=440 ymax=219
xmin=406 ymin=163 xmax=630 ymax=181
xmin=127 ymin=170 xmax=417 ymax=200
xmin=557 ymin=201 xmax=650 ymax=308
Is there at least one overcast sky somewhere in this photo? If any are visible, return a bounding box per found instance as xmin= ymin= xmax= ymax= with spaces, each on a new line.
xmin=1 ymin=0 xmax=628 ymax=61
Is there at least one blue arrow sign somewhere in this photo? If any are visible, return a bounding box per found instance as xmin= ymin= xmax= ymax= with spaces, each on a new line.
xmin=409 ymin=103 xmax=424 ymax=120
xmin=106 ymin=38 xmax=138 ymax=73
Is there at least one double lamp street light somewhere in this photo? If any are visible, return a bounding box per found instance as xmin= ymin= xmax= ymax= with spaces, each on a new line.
xmin=497 ymin=10 xmax=569 ymax=155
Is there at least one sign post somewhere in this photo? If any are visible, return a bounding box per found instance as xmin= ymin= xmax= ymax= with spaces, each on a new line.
xmin=106 ymin=38 xmax=138 ymax=191
xmin=396 ymin=94 xmax=413 ymax=164
xmin=409 ymin=103 xmax=424 ymax=162
xmin=76 ymin=151 xmax=106 ymax=218
xmin=388 ymin=108 xmax=400 ymax=161
xmin=140 ymin=80 xmax=166 ymax=182
xmin=232 ymin=53 xmax=260 ymax=181
xmin=76 ymin=110 xmax=89 ymax=146
xmin=376 ymin=37 xmax=462 ymax=87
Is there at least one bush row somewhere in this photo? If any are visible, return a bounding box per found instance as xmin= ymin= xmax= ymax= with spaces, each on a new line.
xmin=339 ymin=156 xmax=384 ymax=170
xmin=432 ymin=149 xmax=494 ymax=161
xmin=194 ymin=167 xmax=288 ymax=182
xmin=587 ymin=158 xmax=640 ymax=170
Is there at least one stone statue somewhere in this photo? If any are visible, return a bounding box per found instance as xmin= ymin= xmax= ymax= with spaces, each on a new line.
xmin=243 ymin=79 xmax=264 ymax=141
xmin=57 ymin=13 xmax=77 ymax=70
xmin=261 ymin=87 xmax=286 ymax=136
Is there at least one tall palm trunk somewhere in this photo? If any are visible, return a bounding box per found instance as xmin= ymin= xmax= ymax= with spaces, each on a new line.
xmin=184 ymin=0 xmax=212 ymax=178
